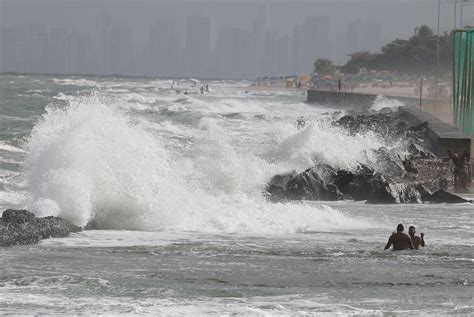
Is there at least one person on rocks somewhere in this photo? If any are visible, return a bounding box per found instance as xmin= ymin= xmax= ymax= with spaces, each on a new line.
xmin=408 ymin=226 xmax=425 ymax=250
xmin=462 ymin=150 xmax=471 ymax=188
xmin=446 ymin=150 xmax=462 ymax=188
xmin=384 ymin=224 xmax=414 ymax=251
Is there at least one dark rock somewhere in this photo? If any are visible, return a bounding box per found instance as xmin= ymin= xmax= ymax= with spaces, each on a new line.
xmin=415 ymin=185 xmax=432 ymax=202
xmin=325 ymin=184 xmax=345 ymax=201
xmin=366 ymin=183 xmax=397 ymax=204
xmin=427 ymin=190 xmax=471 ymax=204
xmin=267 ymin=171 xmax=297 ymax=189
xmin=334 ymin=169 xmax=354 ymax=193
xmin=350 ymin=169 xmax=386 ymax=201
xmin=395 ymin=184 xmax=422 ymax=203
xmin=266 ymin=171 xmax=298 ymax=200
xmin=0 ymin=209 xmax=81 ymax=247
xmin=408 ymin=121 xmax=428 ymax=132
xmin=285 ymin=167 xmax=328 ymax=200
xmin=336 ymin=113 xmax=394 ymax=136
xmin=372 ymin=147 xmax=404 ymax=176
xmin=2 ymin=209 xmax=36 ymax=224
xmin=407 ymin=143 xmax=435 ymax=159
xmin=35 ymin=216 xmax=82 ymax=239
xmin=396 ymin=121 xmax=409 ymax=132
xmin=265 ymin=108 xmax=463 ymax=205
xmin=266 ymin=165 xmax=345 ymax=201
xmin=336 ymin=115 xmax=357 ymax=131
xmin=402 ymin=158 xmax=418 ymax=174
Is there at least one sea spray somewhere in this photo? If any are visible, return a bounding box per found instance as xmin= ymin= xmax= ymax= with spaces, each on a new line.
xmin=371 ymin=95 xmax=404 ymax=111
xmin=264 ymin=117 xmax=390 ymax=172
xmin=22 ymin=91 xmax=378 ymax=232
xmin=24 ymin=94 xmax=180 ymax=228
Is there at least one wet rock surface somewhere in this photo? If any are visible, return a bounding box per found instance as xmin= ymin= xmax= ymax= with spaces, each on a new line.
xmin=0 ymin=209 xmax=81 ymax=247
xmin=266 ymin=109 xmax=471 ymax=205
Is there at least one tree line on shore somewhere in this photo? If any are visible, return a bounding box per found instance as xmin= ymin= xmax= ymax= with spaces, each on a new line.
xmin=314 ymin=25 xmax=454 ymax=76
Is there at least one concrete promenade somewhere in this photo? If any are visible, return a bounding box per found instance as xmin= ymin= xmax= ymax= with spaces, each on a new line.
xmin=307 ymin=89 xmax=473 ymax=186
xmin=307 ymin=89 xmax=471 ymax=153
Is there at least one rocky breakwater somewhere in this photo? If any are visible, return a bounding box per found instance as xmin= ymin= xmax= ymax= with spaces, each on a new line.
xmin=266 ymin=110 xmax=472 ymax=204
xmin=0 ymin=209 xmax=81 ymax=247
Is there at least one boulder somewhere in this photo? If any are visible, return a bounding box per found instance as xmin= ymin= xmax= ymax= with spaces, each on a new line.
xmin=266 ymin=171 xmax=298 ymax=200
xmin=415 ymin=185 xmax=432 ymax=202
xmin=427 ymin=190 xmax=471 ymax=204
xmin=402 ymin=158 xmax=418 ymax=174
xmin=395 ymin=184 xmax=422 ymax=203
xmin=407 ymin=143 xmax=435 ymax=159
xmin=285 ymin=166 xmax=344 ymax=201
xmin=408 ymin=121 xmax=428 ymax=132
xmin=266 ymin=165 xmax=345 ymax=201
xmin=366 ymin=184 xmax=397 ymax=204
xmin=350 ymin=168 xmax=387 ymax=201
xmin=2 ymin=209 xmax=36 ymax=224
xmin=0 ymin=209 xmax=81 ymax=247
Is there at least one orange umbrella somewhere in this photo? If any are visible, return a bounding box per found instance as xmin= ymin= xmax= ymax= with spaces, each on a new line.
xmin=299 ymin=74 xmax=311 ymax=81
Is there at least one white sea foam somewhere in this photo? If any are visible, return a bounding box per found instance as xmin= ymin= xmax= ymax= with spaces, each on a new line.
xmin=371 ymin=95 xmax=404 ymax=111
xmin=0 ymin=142 xmax=26 ymax=154
xmin=22 ymin=89 xmax=383 ymax=232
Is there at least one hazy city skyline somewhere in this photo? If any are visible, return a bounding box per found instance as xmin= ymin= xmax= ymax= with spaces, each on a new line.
xmin=0 ymin=0 xmax=473 ymax=79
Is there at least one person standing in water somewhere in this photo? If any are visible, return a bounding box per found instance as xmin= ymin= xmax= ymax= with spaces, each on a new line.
xmin=408 ymin=226 xmax=425 ymax=250
xmin=384 ymin=224 xmax=414 ymax=251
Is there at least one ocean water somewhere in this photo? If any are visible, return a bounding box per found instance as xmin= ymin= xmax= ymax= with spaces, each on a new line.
xmin=0 ymin=74 xmax=472 ymax=315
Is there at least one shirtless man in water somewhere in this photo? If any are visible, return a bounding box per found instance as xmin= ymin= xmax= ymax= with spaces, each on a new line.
xmin=384 ymin=224 xmax=414 ymax=251
xmin=408 ymin=226 xmax=425 ymax=250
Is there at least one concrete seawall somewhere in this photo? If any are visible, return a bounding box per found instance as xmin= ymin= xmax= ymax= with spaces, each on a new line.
xmin=399 ymin=107 xmax=471 ymax=156
xmin=307 ymin=89 xmax=472 ymax=157
xmin=307 ymin=90 xmax=378 ymax=108
xmin=307 ymin=89 xmax=441 ymax=109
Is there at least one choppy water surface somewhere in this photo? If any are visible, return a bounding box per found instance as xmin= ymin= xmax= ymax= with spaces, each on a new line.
xmin=0 ymin=75 xmax=472 ymax=315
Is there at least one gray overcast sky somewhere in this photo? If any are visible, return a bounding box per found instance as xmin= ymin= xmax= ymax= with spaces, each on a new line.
xmin=1 ymin=0 xmax=471 ymax=39
xmin=0 ymin=0 xmax=472 ymax=77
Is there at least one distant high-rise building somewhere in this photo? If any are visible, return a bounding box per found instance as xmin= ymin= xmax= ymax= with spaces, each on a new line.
xmin=109 ymin=25 xmax=134 ymax=75
xmin=0 ymin=1 xmax=6 ymax=73
xmin=301 ymin=16 xmax=330 ymax=72
xmin=184 ymin=14 xmax=211 ymax=77
xmin=291 ymin=24 xmax=303 ymax=74
xmin=216 ymin=27 xmax=254 ymax=79
xmin=0 ymin=41 xmax=2 ymax=73
xmin=253 ymin=1 xmax=271 ymax=76
xmin=276 ymin=35 xmax=290 ymax=75
xmin=97 ymin=12 xmax=112 ymax=75
xmin=144 ymin=22 xmax=180 ymax=77
xmin=346 ymin=21 xmax=382 ymax=54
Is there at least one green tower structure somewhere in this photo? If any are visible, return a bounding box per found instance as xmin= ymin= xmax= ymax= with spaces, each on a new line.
xmin=453 ymin=29 xmax=474 ymax=135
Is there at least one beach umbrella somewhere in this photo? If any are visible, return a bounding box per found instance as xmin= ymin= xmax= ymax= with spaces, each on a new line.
xmin=299 ymin=74 xmax=311 ymax=81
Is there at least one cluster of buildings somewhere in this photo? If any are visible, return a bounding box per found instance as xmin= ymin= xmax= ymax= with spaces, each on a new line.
xmin=0 ymin=10 xmax=382 ymax=79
